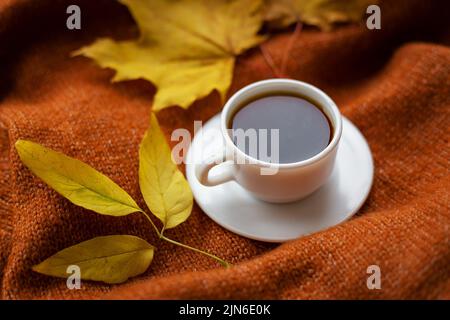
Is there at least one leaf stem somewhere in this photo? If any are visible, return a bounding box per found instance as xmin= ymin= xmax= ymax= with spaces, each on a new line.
xmin=280 ymin=21 xmax=302 ymax=77
xmin=141 ymin=211 xmax=161 ymax=237
xmin=260 ymin=44 xmax=282 ymax=78
xmin=161 ymin=235 xmax=231 ymax=268
xmin=140 ymin=211 xmax=230 ymax=268
xmin=260 ymin=20 xmax=303 ymax=79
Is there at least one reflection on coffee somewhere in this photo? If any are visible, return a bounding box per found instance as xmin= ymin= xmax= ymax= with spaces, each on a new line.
xmin=229 ymin=92 xmax=332 ymax=164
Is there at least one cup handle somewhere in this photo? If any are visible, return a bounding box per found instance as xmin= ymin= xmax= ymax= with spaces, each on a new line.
xmin=195 ymin=153 xmax=235 ymax=186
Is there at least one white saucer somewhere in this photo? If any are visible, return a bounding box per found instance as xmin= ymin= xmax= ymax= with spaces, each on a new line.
xmin=186 ymin=114 xmax=374 ymax=242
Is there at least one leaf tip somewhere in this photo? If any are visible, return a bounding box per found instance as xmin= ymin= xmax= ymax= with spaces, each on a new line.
xmin=31 ymin=262 xmax=45 ymax=274
xmin=151 ymin=99 xmax=167 ymax=112
xmin=70 ymin=48 xmax=83 ymax=58
xmin=151 ymin=105 xmax=162 ymax=113
xmin=15 ymin=139 xmax=25 ymax=147
xmin=15 ymin=139 xmax=30 ymax=155
xmin=149 ymin=112 xmax=159 ymax=128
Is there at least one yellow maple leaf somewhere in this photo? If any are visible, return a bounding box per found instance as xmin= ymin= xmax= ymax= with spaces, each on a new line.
xmin=74 ymin=0 xmax=265 ymax=111
xmin=264 ymin=0 xmax=377 ymax=31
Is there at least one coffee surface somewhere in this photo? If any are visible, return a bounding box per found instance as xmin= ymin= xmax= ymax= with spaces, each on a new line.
xmin=230 ymin=94 xmax=331 ymax=164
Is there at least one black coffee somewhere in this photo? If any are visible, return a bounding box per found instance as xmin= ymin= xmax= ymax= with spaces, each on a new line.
xmin=230 ymin=92 xmax=332 ymax=164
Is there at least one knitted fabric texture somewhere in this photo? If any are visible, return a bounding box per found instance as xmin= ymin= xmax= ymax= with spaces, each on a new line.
xmin=0 ymin=0 xmax=449 ymax=299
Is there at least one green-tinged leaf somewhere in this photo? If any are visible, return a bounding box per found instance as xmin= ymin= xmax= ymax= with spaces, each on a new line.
xmin=32 ymin=235 xmax=154 ymax=284
xmin=74 ymin=0 xmax=265 ymax=111
xmin=139 ymin=113 xmax=193 ymax=229
xmin=15 ymin=140 xmax=141 ymax=216
xmin=264 ymin=0 xmax=377 ymax=31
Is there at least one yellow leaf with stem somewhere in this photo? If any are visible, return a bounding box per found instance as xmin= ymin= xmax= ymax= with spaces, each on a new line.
xmin=33 ymin=235 xmax=154 ymax=284
xmin=15 ymin=140 xmax=142 ymax=216
xmin=139 ymin=113 xmax=193 ymax=230
xmin=74 ymin=0 xmax=265 ymax=111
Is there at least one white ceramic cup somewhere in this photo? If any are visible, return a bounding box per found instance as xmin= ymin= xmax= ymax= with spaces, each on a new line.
xmin=195 ymin=79 xmax=342 ymax=203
